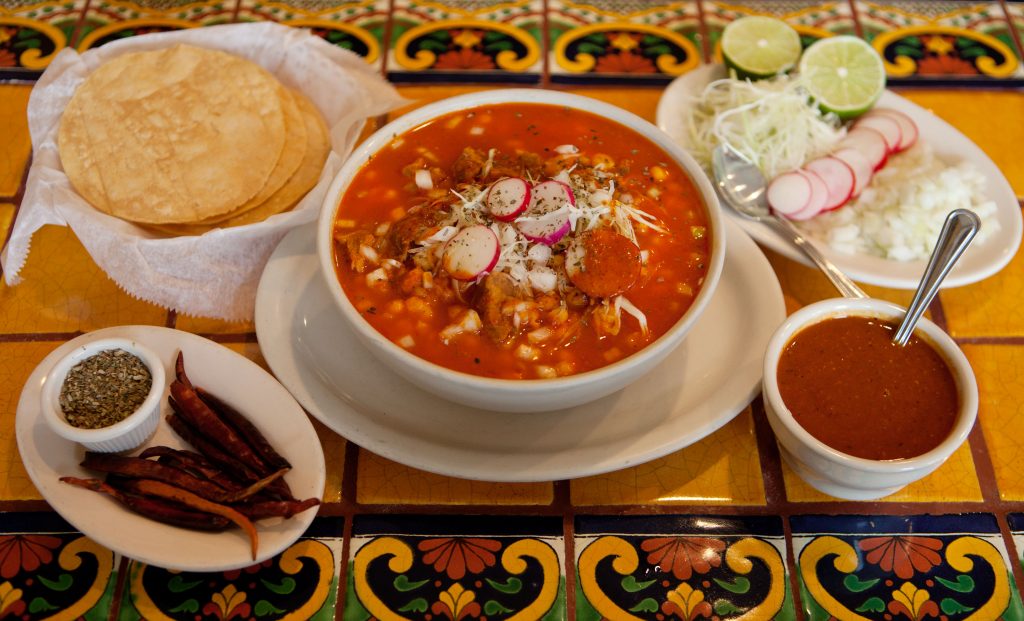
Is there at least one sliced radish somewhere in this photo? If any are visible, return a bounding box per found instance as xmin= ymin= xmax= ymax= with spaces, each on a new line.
xmin=830 ymin=148 xmax=874 ymax=197
xmin=853 ymin=114 xmax=901 ymax=154
xmin=787 ymin=170 xmax=829 ymax=221
xmin=515 ymin=180 xmax=575 ymax=245
xmin=442 ymin=225 xmax=500 ymax=281
xmin=766 ymin=170 xmax=813 ymax=216
xmin=864 ymin=108 xmax=918 ymax=152
xmin=839 ymin=127 xmax=888 ymax=171
xmin=804 ymin=156 xmax=855 ymax=211
xmin=486 ymin=177 xmax=531 ymax=222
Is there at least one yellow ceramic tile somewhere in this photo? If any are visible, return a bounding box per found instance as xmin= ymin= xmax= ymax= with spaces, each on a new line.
xmin=219 ymin=341 xmax=345 ymax=503
xmin=940 ymin=232 xmax=1024 ymax=338
xmin=0 ymin=85 xmax=31 ymax=197
xmin=782 ymin=439 xmax=981 ymax=502
xmin=0 ymin=341 xmax=62 ymax=501
xmin=965 ymin=344 xmax=1024 ymax=500
xmin=0 ymin=202 xmax=14 ymax=249
xmin=899 ymin=90 xmax=1024 ymax=198
xmin=570 ymin=409 xmax=766 ymax=505
xmin=764 ymin=248 xmax=917 ymax=313
xmin=356 ymin=451 xmax=553 ymax=505
xmin=0 ymin=224 xmax=168 ymax=333
xmin=175 ymin=315 xmax=254 ymax=335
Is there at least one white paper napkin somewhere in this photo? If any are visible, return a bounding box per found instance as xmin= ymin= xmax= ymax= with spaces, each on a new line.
xmin=2 ymin=22 xmax=407 ymax=321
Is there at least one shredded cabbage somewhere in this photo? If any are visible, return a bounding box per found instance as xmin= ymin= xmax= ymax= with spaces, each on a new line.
xmin=687 ymin=74 xmax=846 ymax=179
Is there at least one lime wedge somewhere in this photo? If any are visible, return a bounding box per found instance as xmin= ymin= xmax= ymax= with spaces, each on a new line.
xmin=799 ymin=35 xmax=886 ymax=119
xmin=721 ymin=16 xmax=802 ymax=80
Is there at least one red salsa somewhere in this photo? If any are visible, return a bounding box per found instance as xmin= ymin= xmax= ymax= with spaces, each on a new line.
xmin=777 ymin=315 xmax=959 ymax=460
xmin=332 ymin=103 xmax=711 ymax=379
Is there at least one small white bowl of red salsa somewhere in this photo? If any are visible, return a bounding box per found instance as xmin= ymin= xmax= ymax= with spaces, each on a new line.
xmin=317 ymin=89 xmax=725 ymax=412
xmin=762 ymin=297 xmax=978 ymax=500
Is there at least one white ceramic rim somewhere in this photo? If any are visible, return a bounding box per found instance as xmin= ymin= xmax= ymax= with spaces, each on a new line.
xmin=40 ymin=337 xmax=166 ymax=444
xmin=315 ymin=88 xmax=726 ymax=395
xmin=762 ymin=298 xmax=979 ymax=473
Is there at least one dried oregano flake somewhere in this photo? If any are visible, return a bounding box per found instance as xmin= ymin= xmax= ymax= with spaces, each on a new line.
xmin=59 ymin=349 xmax=153 ymax=429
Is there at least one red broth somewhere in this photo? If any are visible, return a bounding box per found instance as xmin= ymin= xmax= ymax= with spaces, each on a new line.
xmin=332 ymin=103 xmax=710 ymax=379
xmin=776 ymin=315 xmax=959 ymax=460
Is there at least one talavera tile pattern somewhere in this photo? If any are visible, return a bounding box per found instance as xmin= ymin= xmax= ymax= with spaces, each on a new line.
xmin=575 ymin=515 xmax=794 ymax=621
xmin=792 ymin=514 xmax=1024 ymax=621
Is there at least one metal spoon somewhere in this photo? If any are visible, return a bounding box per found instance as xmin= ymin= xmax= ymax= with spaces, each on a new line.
xmin=711 ymin=143 xmax=868 ymax=299
xmin=891 ymin=209 xmax=980 ymax=346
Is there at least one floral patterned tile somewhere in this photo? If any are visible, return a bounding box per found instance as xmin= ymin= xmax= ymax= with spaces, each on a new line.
xmin=854 ymin=1 xmax=1023 ymax=82
xmin=235 ymin=0 xmax=387 ymax=68
xmin=118 ymin=516 xmax=345 ymax=619
xmin=387 ymin=0 xmax=543 ymax=83
xmin=791 ymin=513 xmax=1024 ymax=620
xmin=703 ymin=1 xmax=856 ymax=64
xmin=547 ymin=0 xmax=702 ymax=85
xmin=345 ymin=514 xmax=565 ymax=620
xmin=75 ymin=0 xmax=234 ymax=52
xmin=0 ymin=512 xmax=119 ymax=619
xmin=575 ymin=514 xmax=793 ymax=620
xmin=0 ymin=0 xmax=82 ymax=77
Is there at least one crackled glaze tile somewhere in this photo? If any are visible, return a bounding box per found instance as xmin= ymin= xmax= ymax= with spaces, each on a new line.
xmin=0 ymin=85 xmax=30 ymax=197
xmin=356 ymin=451 xmax=553 ymax=505
xmin=570 ymin=409 xmax=766 ymax=506
xmin=236 ymin=0 xmax=387 ymax=66
xmin=345 ymin=515 xmax=565 ymax=621
xmin=575 ymin=515 xmax=793 ymax=621
xmin=548 ymin=1 xmax=702 ymax=85
xmin=0 ymin=0 xmax=80 ymax=75
xmin=898 ymin=90 xmax=1024 ymax=197
xmin=76 ymin=0 xmax=233 ymax=51
xmin=119 ymin=517 xmax=345 ymax=620
xmin=387 ymin=0 xmax=543 ymax=82
xmin=855 ymin=1 xmax=1022 ymax=81
xmin=175 ymin=315 xmax=254 ymax=335
xmin=0 ymin=512 xmax=120 ymax=618
xmin=781 ymin=439 xmax=981 ymax=502
xmin=941 ymin=234 xmax=1024 ymax=338
xmin=792 ymin=514 xmax=1024 ymax=620
xmin=0 ymin=225 xmax=169 ymax=333
xmin=0 ymin=203 xmax=14 ymax=249
xmin=0 ymin=341 xmax=59 ymax=501
xmin=965 ymin=344 xmax=1024 ymax=500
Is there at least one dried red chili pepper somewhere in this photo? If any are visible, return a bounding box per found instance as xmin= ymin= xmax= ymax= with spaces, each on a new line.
xmin=167 ymin=405 xmax=262 ymax=484
xmin=81 ymin=452 xmax=235 ymax=503
xmin=60 ymin=477 xmax=231 ymax=531
xmin=170 ymin=379 xmax=269 ymax=474
xmin=233 ymin=497 xmax=320 ymax=521
xmin=196 ymin=387 xmax=292 ymax=472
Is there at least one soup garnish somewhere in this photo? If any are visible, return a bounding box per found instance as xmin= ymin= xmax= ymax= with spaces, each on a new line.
xmin=776 ymin=315 xmax=958 ymax=460
xmin=332 ymin=103 xmax=710 ymax=379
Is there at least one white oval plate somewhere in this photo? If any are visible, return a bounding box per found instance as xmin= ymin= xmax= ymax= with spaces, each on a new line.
xmin=254 ymin=218 xmax=784 ymax=482
xmin=656 ymin=63 xmax=1022 ymax=289
xmin=15 ymin=326 xmax=326 ymax=572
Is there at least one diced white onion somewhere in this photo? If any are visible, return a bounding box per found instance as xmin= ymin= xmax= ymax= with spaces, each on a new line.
xmin=528 ymin=327 xmax=553 ymax=343
xmin=359 ymin=244 xmax=379 ymax=263
xmin=366 ymin=268 xmax=388 ymax=286
xmin=527 ymin=244 xmax=551 ymax=264
xmin=516 ymin=344 xmax=539 ymax=361
xmin=555 ymin=144 xmax=578 ymax=155
xmin=469 ymin=126 xmax=484 ymax=136
xmin=415 ymin=169 xmax=433 ymax=190
xmin=528 ymin=268 xmax=557 ymax=292
xmin=398 ymin=335 xmax=415 ymax=348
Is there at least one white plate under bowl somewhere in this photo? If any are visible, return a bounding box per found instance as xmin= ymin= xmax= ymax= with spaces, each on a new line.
xmin=656 ymin=63 xmax=1022 ymax=289
xmin=254 ymin=217 xmax=784 ymax=482
xmin=15 ymin=326 xmax=326 ymax=572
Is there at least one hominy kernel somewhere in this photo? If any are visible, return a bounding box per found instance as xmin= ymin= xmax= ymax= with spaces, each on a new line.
xmin=535 ymin=365 xmax=557 ymax=379
xmin=651 ymin=166 xmax=668 ymax=182
xmin=386 ymin=299 xmax=405 ymax=314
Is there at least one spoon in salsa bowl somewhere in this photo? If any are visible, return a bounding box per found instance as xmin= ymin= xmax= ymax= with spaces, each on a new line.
xmin=891 ymin=208 xmax=979 ymax=345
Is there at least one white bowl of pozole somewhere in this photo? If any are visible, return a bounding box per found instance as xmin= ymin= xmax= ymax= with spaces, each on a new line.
xmin=317 ymin=90 xmax=725 ymax=412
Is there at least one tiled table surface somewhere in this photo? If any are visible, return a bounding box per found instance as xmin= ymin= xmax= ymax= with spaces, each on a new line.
xmin=2 ymin=1 xmax=1024 ymax=619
